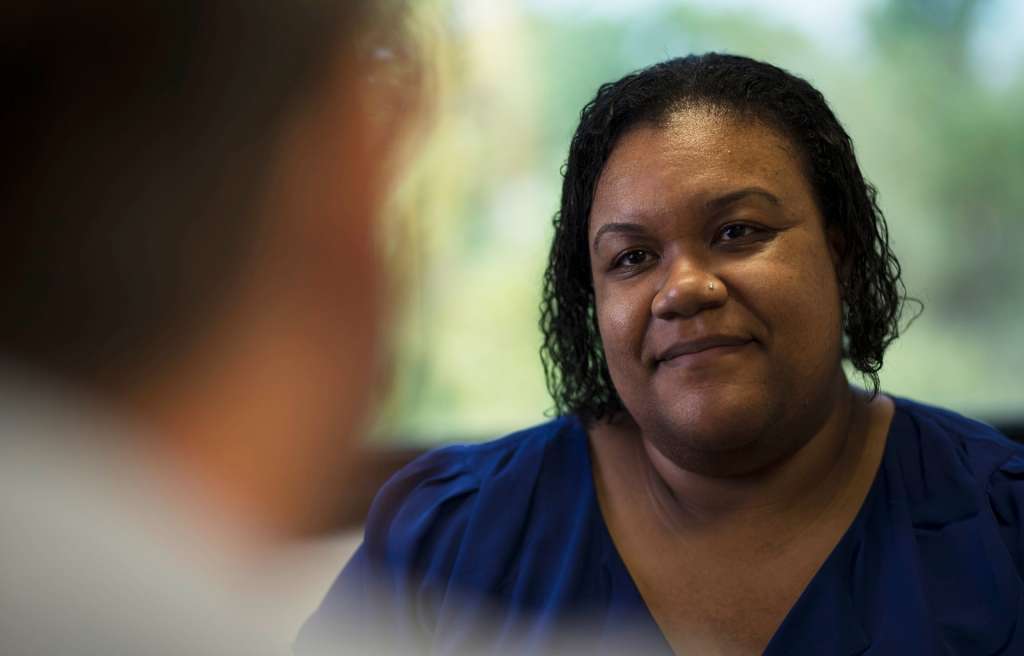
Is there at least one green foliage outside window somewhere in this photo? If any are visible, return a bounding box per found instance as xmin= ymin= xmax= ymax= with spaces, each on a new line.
xmin=376 ymin=0 xmax=1024 ymax=443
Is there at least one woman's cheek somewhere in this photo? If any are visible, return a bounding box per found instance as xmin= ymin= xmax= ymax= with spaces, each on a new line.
xmin=758 ymin=256 xmax=841 ymax=360
xmin=597 ymin=288 xmax=648 ymax=360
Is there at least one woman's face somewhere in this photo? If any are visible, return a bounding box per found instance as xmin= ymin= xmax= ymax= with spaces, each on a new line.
xmin=588 ymin=108 xmax=846 ymax=476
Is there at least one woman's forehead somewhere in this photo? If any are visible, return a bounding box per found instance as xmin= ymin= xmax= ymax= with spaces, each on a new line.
xmin=590 ymin=111 xmax=812 ymax=229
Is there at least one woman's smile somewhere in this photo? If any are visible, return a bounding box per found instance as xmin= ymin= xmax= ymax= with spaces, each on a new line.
xmin=654 ymin=335 xmax=756 ymax=369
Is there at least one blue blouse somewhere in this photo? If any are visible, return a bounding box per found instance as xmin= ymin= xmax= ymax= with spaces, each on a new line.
xmin=298 ymin=398 xmax=1024 ymax=655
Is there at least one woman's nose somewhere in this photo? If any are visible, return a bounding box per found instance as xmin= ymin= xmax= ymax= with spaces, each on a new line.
xmin=651 ymin=259 xmax=727 ymax=319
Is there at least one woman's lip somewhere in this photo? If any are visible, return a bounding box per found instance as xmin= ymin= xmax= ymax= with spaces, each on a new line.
xmin=656 ymin=337 xmax=754 ymax=366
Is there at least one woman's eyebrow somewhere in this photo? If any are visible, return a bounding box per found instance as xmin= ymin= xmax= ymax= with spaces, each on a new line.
xmin=591 ymin=222 xmax=647 ymax=250
xmin=592 ymin=188 xmax=783 ymax=250
xmin=705 ymin=187 xmax=781 ymax=212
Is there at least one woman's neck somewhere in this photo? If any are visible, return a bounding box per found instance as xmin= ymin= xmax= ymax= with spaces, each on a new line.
xmin=649 ymin=386 xmax=861 ymax=528
xmin=593 ymin=382 xmax=896 ymax=542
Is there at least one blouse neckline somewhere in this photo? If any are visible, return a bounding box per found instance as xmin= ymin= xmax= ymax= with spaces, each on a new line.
xmin=573 ymin=397 xmax=911 ymax=655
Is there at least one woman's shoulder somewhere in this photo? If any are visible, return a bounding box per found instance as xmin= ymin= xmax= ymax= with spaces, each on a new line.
xmin=888 ymin=396 xmax=1024 ymax=547
xmin=360 ymin=415 xmax=591 ymax=572
xmin=879 ymin=396 xmax=1024 ymax=650
xmin=392 ymin=414 xmax=584 ymax=481
xmin=300 ymin=417 xmax=624 ymax=653
xmin=889 ymin=395 xmax=1023 ymax=480
xmin=372 ymin=414 xmax=587 ymax=510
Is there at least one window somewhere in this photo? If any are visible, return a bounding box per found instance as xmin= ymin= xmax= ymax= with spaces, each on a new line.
xmin=377 ymin=0 xmax=1024 ymax=443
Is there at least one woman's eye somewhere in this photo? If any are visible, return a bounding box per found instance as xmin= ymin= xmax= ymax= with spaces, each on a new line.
xmin=718 ymin=223 xmax=760 ymax=242
xmin=612 ymin=249 xmax=654 ymax=269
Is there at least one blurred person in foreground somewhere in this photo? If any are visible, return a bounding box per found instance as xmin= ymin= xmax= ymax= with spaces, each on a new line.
xmin=301 ymin=54 xmax=1024 ymax=655
xmin=0 ymin=2 xmax=417 ymax=654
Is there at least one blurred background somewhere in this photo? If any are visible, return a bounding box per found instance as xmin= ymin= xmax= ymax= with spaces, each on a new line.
xmin=376 ymin=0 xmax=1024 ymax=445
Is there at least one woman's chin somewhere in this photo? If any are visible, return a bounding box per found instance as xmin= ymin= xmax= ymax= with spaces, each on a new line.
xmin=640 ymin=391 xmax=792 ymax=476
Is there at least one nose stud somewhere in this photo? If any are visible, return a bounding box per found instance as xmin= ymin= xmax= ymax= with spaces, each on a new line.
xmin=707 ymin=282 xmax=715 ymax=291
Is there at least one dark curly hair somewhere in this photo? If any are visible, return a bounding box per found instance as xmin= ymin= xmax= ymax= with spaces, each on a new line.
xmin=540 ymin=53 xmax=912 ymax=422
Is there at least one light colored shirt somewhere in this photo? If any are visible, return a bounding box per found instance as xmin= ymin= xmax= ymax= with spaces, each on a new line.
xmin=0 ymin=368 xmax=360 ymax=655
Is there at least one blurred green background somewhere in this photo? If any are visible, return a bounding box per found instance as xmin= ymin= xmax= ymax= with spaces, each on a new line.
xmin=376 ymin=0 xmax=1024 ymax=443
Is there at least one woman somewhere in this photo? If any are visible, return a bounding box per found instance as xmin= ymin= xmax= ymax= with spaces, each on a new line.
xmin=300 ymin=54 xmax=1024 ymax=655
